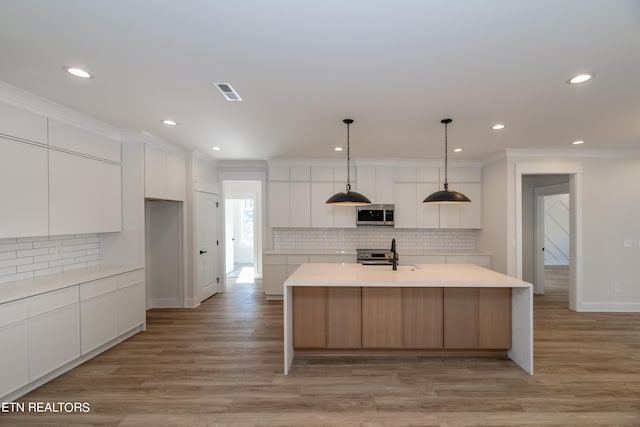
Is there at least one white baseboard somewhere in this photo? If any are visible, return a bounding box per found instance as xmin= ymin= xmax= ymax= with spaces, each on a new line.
xmin=184 ymin=297 xmax=201 ymax=308
xmin=149 ymin=298 xmax=184 ymax=308
xmin=578 ymin=302 xmax=640 ymax=312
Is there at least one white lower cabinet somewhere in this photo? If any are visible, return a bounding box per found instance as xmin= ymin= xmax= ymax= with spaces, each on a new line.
xmin=28 ymin=287 xmax=80 ymax=381
xmin=0 ymin=268 xmax=145 ymax=401
xmin=116 ymin=282 xmax=146 ymax=335
xmin=263 ymin=255 xmax=311 ymax=297
xmin=0 ymin=300 xmax=29 ymax=398
xmin=80 ymin=270 xmax=145 ymax=353
xmin=80 ymin=279 xmax=117 ymax=354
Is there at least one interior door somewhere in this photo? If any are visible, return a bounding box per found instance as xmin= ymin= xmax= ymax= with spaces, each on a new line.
xmin=225 ymin=201 xmax=235 ymax=274
xmin=197 ymin=191 xmax=219 ymax=302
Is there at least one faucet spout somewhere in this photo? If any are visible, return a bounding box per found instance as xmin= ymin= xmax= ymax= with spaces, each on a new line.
xmin=391 ymin=238 xmax=398 ymax=270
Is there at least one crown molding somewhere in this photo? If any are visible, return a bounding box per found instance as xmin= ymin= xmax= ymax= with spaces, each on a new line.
xmin=505 ymin=148 xmax=640 ymax=159
xmin=0 ymin=80 xmax=120 ymax=140
xmin=118 ymin=129 xmax=187 ymax=156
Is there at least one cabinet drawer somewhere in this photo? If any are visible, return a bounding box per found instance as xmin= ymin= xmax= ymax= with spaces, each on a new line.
xmin=115 ymin=269 xmax=145 ymax=289
xmin=264 ymin=255 xmax=287 ymax=265
xmin=28 ymin=286 xmax=79 ymax=317
xmin=0 ymin=299 xmax=28 ymax=328
xmin=287 ymin=255 xmax=309 ymax=264
xmin=80 ymin=277 xmax=117 ymax=301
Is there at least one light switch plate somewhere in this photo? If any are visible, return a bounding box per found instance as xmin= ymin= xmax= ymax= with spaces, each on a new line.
xmin=623 ymin=238 xmax=633 ymax=248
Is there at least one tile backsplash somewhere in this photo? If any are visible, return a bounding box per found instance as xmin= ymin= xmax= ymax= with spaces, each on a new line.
xmin=273 ymin=228 xmax=476 ymax=251
xmin=0 ymin=234 xmax=100 ymax=284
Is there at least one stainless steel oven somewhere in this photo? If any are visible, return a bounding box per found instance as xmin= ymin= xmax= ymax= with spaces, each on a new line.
xmin=356 ymin=204 xmax=394 ymax=227
xmin=356 ymin=248 xmax=394 ymax=265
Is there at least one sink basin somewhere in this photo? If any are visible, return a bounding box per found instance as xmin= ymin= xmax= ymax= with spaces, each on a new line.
xmin=361 ymin=265 xmax=417 ymax=271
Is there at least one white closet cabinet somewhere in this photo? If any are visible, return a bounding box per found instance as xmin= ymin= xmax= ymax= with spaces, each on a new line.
xmin=0 ymin=100 xmax=47 ymax=144
xmin=144 ymin=145 xmax=186 ymax=201
xmin=0 ymin=300 xmax=29 ymax=398
xmin=49 ymin=151 xmax=122 ymax=235
xmin=0 ymin=137 xmax=49 ymax=238
xmin=28 ymin=286 xmax=80 ymax=381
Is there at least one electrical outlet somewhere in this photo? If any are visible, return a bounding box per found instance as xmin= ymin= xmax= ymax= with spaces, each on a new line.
xmin=613 ymin=283 xmax=620 ymax=294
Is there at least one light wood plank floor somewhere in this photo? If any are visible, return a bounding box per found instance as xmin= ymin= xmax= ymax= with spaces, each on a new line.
xmin=3 ymin=267 xmax=640 ymax=426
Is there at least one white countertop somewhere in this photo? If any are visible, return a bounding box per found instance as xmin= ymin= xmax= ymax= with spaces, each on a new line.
xmin=264 ymin=249 xmax=490 ymax=256
xmin=0 ymin=265 xmax=144 ymax=304
xmin=284 ymin=263 xmax=529 ymax=288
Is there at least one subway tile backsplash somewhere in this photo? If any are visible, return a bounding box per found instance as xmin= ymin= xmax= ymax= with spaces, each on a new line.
xmin=273 ymin=228 xmax=476 ymax=251
xmin=0 ymin=234 xmax=100 ymax=284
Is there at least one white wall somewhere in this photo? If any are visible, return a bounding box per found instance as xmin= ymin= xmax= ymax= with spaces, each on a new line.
xmin=506 ymin=152 xmax=640 ymax=311
xmin=477 ymin=157 xmax=508 ymax=273
xmin=145 ymin=200 xmax=183 ymax=307
xmin=100 ymin=141 xmax=145 ymax=267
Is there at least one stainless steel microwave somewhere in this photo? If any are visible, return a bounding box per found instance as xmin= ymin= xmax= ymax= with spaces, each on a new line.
xmin=356 ymin=204 xmax=394 ymax=227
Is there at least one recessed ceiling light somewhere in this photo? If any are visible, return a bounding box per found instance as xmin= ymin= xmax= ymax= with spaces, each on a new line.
xmin=334 ymin=147 xmax=343 ymax=152
xmin=162 ymin=119 xmax=177 ymax=126
xmin=568 ymin=73 xmax=595 ymax=84
xmin=211 ymin=146 xmax=221 ymax=151
xmin=571 ymin=140 xmax=584 ymax=145
xmin=491 ymin=124 xmax=505 ymax=130
xmin=453 ymin=148 xmax=463 ymax=152
xmin=64 ymin=67 xmax=92 ymax=79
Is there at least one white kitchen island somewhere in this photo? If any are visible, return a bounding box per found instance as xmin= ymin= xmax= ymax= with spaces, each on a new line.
xmin=283 ymin=263 xmax=533 ymax=375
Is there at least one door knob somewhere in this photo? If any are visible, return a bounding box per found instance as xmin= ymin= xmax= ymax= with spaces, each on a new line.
xmin=199 ymin=250 xmax=207 ymax=255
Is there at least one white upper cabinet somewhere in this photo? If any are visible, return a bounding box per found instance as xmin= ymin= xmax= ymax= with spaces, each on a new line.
xmin=268 ymin=181 xmax=290 ymax=228
xmin=290 ymin=182 xmax=311 ymax=227
xmin=144 ymin=144 xmax=186 ymax=201
xmin=417 ymin=182 xmax=441 ymax=228
xmin=355 ymin=166 xmax=394 ymax=204
xmin=439 ymin=167 xmax=482 ymax=229
xmin=394 ymin=182 xmax=418 ymax=228
xmin=311 ymin=182 xmax=334 ymax=228
xmin=0 ymin=137 xmax=49 ymax=238
xmin=0 ymin=100 xmax=47 ymax=144
xmin=48 ymin=119 xmax=121 ymax=162
xmin=49 ymin=151 xmax=122 ymax=235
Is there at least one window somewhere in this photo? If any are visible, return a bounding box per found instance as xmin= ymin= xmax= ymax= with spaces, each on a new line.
xmin=240 ymin=199 xmax=254 ymax=248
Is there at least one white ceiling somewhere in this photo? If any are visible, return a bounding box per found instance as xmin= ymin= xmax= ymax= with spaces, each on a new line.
xmin=0 ymin=0 xmax=639 ymax=161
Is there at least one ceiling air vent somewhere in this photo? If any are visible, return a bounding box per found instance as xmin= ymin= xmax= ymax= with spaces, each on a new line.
xmin=215 ymin=82 xmax=242 ymax=101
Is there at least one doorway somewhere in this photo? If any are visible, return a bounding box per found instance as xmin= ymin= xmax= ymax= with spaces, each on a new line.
xmin=223 ymin=181 xmax=262 ymax=285
xmin=534 ymin=184 xmax=570 ymax=296
xmin=516 ymin=163 xmax=582 ymax=311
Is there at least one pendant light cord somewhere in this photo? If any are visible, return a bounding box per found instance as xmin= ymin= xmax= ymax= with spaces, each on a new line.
xmin=442 ymin=119 xmax=452 ymax=192
xmin=346 ymin=120 xmax=351 ymax=191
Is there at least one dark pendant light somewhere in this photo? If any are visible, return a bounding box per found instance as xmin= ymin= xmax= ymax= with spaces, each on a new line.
xmin=326 ymin=119 xmax=371 ymax=206
xmin=423 ymin=118 xmax=471 ymax=204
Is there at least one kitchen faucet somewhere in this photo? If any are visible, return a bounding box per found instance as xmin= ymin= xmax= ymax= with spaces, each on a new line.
xmin=390 ymin=238 xmax=398 ymax=270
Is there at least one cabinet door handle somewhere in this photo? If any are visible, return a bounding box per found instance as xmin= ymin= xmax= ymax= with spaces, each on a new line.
xmin=199 ymin=250 xmax=208 ymax=255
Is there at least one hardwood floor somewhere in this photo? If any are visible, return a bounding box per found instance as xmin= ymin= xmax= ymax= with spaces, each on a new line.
xmin=3 ymin=268 xmax=640 ymax=426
